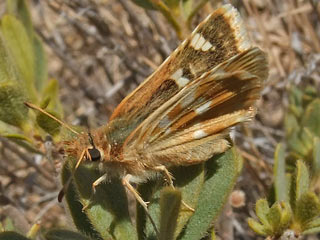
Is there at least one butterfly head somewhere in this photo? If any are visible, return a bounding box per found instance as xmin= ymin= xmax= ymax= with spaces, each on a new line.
xmin=63 ymin=128 xmax=111 ymax=170
xmin=86 ymin=132 xmax=104 ymax=162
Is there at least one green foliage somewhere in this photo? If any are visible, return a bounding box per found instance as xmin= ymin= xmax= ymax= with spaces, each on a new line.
xmin=249 ymin=84 xmax=320 ymax=238
xmin=248 ymin=199 xmax=292 ymax=237
xmin=159 ymin=188 xmax=181 ymax=240
xmin=62 ymin=148 xmax=241 ymax=240
xmin=0 ymin=0 xmax=63 ymax=145
xmin=131 ymin=0 xmax=210 ymax=39
xmin=0 ymin=231 xmax=30 ymax=240
xmin=45 ymin=229 xmax=92 ymax=240
xmin=285 ymin=85 xmax=320 ymax=174
xmin=249 ymin=160 xmax=320 ymax=237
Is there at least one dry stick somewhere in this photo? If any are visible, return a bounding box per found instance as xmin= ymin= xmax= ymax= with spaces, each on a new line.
xmin=36 ymin=29 xmax=105 ymax=105
xmin=62 ymin=14 xmax=117 ymax=86
xmin=300 ymin=10 xmax=320 ymax=52
xmin=118 ymin=0 xmax=146 ymax=49
xmin=309 ymin=0 xmax=320 ymax=23
xmin=144 ymin=10 xmax=173 ymax=58
xmin=286 ymin=2 xmax=302 ymax=70
xmin=46 ymin=1 xmax=116 ymax=86
xmin=25 ymin=102 xmax=79 ymax=135
xmin=218 ymin=203 xmax=234 ymax=240
xmin=118 ymin=0 xmax=169 ymax=67
xmin=277 ymin=4 xmax=312 ymax=18
xmin=243 ymin=0 xmax=286 ymax=78
xmin=48 ymin=0 xmax=152 ymax=86
xmin=238 ymin=149 xmax=269 ymax=194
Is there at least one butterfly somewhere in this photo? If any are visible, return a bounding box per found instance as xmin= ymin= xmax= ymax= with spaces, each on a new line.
xmin=26 ymin=3 xmax=267 ymax=229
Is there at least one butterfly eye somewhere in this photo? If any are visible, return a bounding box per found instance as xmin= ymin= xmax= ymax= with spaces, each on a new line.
xmin=88 ymin=148 xmax=101 ymax=162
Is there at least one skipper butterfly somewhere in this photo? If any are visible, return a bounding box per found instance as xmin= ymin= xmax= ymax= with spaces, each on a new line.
xmin=27 ymin=3 xmax=268 ymax=223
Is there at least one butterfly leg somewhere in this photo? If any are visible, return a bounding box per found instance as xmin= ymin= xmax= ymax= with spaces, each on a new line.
xmin=153 ymin=165 xmax=174 ymax=187
xmin=122 ymin=174 xmax=159 ymax=238
xmin=82 ymin=173 xmax=108 ymax=211
xmin=153 ymin=165 xmax=195 ymax=212
xmin=122 ymin=174 xmax=149 ymax=210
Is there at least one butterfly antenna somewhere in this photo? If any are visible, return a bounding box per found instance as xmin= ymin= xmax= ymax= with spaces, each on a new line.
xmin=24 ymin=102 xmax=79 ymax=135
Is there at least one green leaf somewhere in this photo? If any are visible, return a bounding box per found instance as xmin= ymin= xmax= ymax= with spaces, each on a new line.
xmin=45 ymin=229 xmax=91 ymax=240
xmin=35 ymin=109 xmax=61 ymax=136
xmin=173 ymin=164 xmax=204 ymax=237
xmin=288 ymin=86 xmax=303 ymax=118
xmin=255 ymin=199 xmax=271 ymax=227
xmin=0 ymin=82 xmax=28 ymax=128
xmin=159 ymin=187 xmax=181 ymax=240
xmin=279 ymin=202 xmax=292 ymax=230
xmin=36 ymin=79 xmax=63 ymax=136
xmin=61 ymin=163 xmax=102 ymax=240
xmin=312 ymin=137 xmax=320 ymax=176
xmin=66 ymin=160 xmax=138 ymax=240
xmin=0 ymin=33 xmax=20 ymax=84
xmin=131 ymin=0 xmax=156 ymax=10
xmin=41 ymin=79 xmax=63 ymax=117
xmin=284 ymin=113 xmax=299 ymax=138
xmin=0 ymin=231 xmax=30 ymax=240
xmin=249 ymin=201 xmax=292 ymax=237
xmin=137 ymin=159 xmax=205 ymax=239
xmin=185 ymin=0 xmax=209 ymax=23
xmin=247 ymin=218 xmax=267 ymax=236
xmin=6 ymin=0 xmax=33 ymax=37
xmin=163 ymin=0 xmax=180 ymax=9
xmin=287 ymin=133 xmax=308 ymax=159
xmin=266 ymin=203 xmax=282 ymax=233
xmin=302 ymin=225 xmax=320 ymax=235
xmin=178 ymin=148 xmax=241 ymax=240
xmin=294 ymin=160 xmax=310 ymax=202
xmin=269 ymin=201 xmax=291 ymax=234
xmin=6 ymin=0 xmax=48 ymax=92
xmin=1 ymin=15 xmax=37 ymax=100
xmin=274 ymin=144 xmax=288 ymax=202
xmin=181 ymin=0 xmax=194 ymax=17
xmin=299 ymin=128 xmax=314 ymax=155
xmin=302 ymin=99 xmax=320 ymax=137
xmin=1 ymin=218 xmax=16 ymax=232
xmin=33 ymin=35 xmax=48 ymax=92
xmin=305 ymin=217 xmax=320 ymax=230
xmin=295 ymin=192 xmax=320 ymax=228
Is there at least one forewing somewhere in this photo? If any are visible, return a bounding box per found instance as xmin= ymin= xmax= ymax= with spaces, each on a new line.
xmin=110 ymin=4 xmax=252 ymax=131
xmin=123 ymin=47 xmax=268 ymax=167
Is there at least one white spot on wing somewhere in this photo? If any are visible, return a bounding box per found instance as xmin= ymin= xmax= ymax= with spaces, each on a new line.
xmin=193 ymin=130 xmax=208 ymax=139
xmin=195 ymin=101 xmax=212 ymax=115
xmin=177 ymin=77 xmax=190 ymax=88
xmin=201 ymin=41 xmax=212 ymax=51
xmin=194 ymin=35 xmax=206 ymax=50
xmin=190 ymin=33 xmax=200 ymax=48
xmin=171 ymin=68 xmax=189 ymax=88
xmin=171 ymin=68 xmax=183 ymax=80
xmin=165 ymin=128 xmax=171 ymax=135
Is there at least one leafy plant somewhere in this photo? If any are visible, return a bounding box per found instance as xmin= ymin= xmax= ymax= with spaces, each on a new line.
xmin=0 ymin=0 xmax=63 ymax=151
xmin=249 ymin=85 xmax=320 ymax=238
